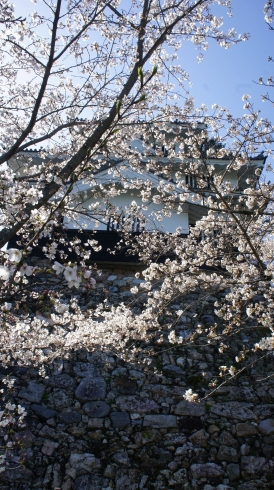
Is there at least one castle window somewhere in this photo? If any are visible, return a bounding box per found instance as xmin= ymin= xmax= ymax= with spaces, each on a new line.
xmin=185 ymin=174 xmax=197 ymax=188
xmin=107 ymin=215 xmax=145 ymax=232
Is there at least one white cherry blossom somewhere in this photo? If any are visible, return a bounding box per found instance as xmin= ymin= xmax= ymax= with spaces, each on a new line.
xmin=52 ymin=261 xmax=64 ymax=275
xmin=64 ymin=266 xmax=78 ymax=282
xmin=20 ymin=264 xmax=33 ymax=276
xmin=7 ymin=249 xmax=22 ymax=263
xmin=0 ymin=266 xmax=10 ymax=281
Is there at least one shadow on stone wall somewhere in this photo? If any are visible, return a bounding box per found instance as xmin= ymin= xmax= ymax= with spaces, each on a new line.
xmin=1 ymin=321 xmax=274 ymax=490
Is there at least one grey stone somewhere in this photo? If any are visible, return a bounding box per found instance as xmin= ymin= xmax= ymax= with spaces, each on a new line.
xmin=177 ymin=329 xmax=193 ymax=341
xmin=140 ymin=455 xmax=163 ymax=473
xmin=150 ymin=447 xmax=172 ymax=466
xmin=112 ymin=367 xmax=128 ymax=376
xmin=253 ymin=404 xmax=274 ymax=419
xmin=238 ymin=483 xmax=270 ymax=490
xmin=129 ymin=369 xmax=146 ymax=380
xmin=217 ymin=386 xmax=258 ymax=403
xmin=107 ymin=275 xmax=117 ymax=281
xmin=174 ymin=400 xmax=205 ymax=416
xmin=58 ymin=411 xmax=81 ymax=424
xmin=189 ymin=429 xmax=209 ymax=447
xmin=31 ymin=403 xmax=57 ymax=420
xmin=176 ymin=357 xmax=186 ymax=368
xmin=113 ymin=377 xmax=138 ymax=395
xmin=163 ymin=364 xmax=185 ymax=378
xmin=74 ymin=475 xmax=103 ymax=490
xmin=143 ymin=414 xmax=177 ymax=428
xmin=217 ymin=445 xmax=238 ymax=462
xmin=258 ymin=418 xmax=274 ymax=435
xmin=83 ymin=400 xmax=110 ymax=418
xmin=236 ymin=423 xmax=258 ymax=437
xmin=110 ymin=411 xmax=130 ymax=428
xmin=38 ymin=425 xmax=58 ymax=439
xmin=148 ymin=384 xmax=182 ymax=399
xmin=113 ymin=451 xmax=130 ymax=466
xmin=241 ymin=456 xmax=268 ymax=479
xmin=45 ymin=374 xmax=76 ymax=390
xmin=130 ymin=278 xmax=145 ymax=285
xmin=120 ymin=291 xmax=134 ymax=298
xmin=62 ymin=478 xmax=72 ymax=490
xmin=216 ymin=486 xmax=234 ymax=490
xmin=219 ymin=431 xmax=238 ymax=448
xmin=163 ymin=433 xmax=187 ymax=446
xmin=113 ymin=279 xmax=126 ymax=287
xmin=226 ymin=463 xmax=240 ymax=481
xmin=104 ymin=464 xmax=116 ymax=479
xmin=73 ymin=362 xmax=98 ymax=378
xmin=240 ymin=443 xmax=250 ymax=456
xmin=1 ymin=467 xmax=33 ymax=483
xmin=51 ymin=359 xmax=63 ymax=375
xmin=210 ymin=402 xmax=257 ymax=420
xmin=191 ymin=463 xmax=224 ymax=479
xmin=41 ymin=439 xmax=59 ymax=456
xmin=137 ymin=428 xmax=161 ymax=445
xmin=139 ymin=475 xmax=148 ymax=489
xmin=69 ymin=453 xmax=99 ymax=474
xmin=116 ymin=395 xmax=159 ymax=414
xmin=172 ymin=468 xmax=188 ymax=483
xmin=202 ymin=314 xmax=215 ymax=324
xmin=115 ymin=469 xmax=140 ymax=490
xmin=47 ymin=390 xmax=74 ymax=410
xmin=88 ymin=418 xmax=104 ymax=428
xmin=75 ymin=377 xmax=106 ymax=402
xmin=175 ymin=444 xmax=194 ymax=457
xmin=18 ymin=381 xmax=45 ymax=403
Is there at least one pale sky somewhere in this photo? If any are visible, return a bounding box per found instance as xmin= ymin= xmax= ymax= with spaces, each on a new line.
xmin=12 ymin=0 xmax=274 ymax=122
xmin=178 ymin=0 xmax=274 ymax=121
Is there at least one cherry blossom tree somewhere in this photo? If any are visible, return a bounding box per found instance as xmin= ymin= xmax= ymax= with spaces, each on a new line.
xmin=0 ymin=0 xmax=273 ymax=377
xmin=0 ymin=0 xmax=246 ymax=248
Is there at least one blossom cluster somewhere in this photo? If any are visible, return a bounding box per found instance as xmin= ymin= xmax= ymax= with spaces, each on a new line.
xmin=0 ymin=377 xmax=27 ymax=475
xmin=52 ymin=261 xmax=96 ymax=289
xmin=0 ymin=0 xmax=272 ymax=403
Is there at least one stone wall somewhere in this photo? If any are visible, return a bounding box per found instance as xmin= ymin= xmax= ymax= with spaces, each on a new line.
xmin=1 ymin=269 xmax=274 ymax=490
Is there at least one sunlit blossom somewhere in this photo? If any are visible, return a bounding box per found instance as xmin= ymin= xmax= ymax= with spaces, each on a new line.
xmin=52 ymin=261 xmax=64 ymax=275
xmin=0 ymin=266 xmax=10 ymax=281
xmin=7 ymin=249 xmax=22 ymax=263
xmin=68 ymin=278 xmax=81 ymax=288
xmin=64 ymin=266 xmax=78 ymax=282
xmin=20 ymin=264 xmax=33 ymax=276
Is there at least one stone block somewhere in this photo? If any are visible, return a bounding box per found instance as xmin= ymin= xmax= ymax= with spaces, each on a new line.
xmin=75 ymin=377 xmax=106 ymax=402
xmin=110 ymin=411 xmax=130 ymax=428
xmin=58 ymin=411 xmax=81 ymax=424
xmin=116 ymin=395 xmax=159 ymax=414
xmin=226 ymin=463 xmax=240 ymax=481
xmin=258 ymin=418 xmax=274 ymax=435
xmin=143 ymin=414 xmax=177 ymax=428
xmin=69 ymin=453 xmax=99 ymax=474
xmin=175 ymin=400 xmax=205 ymax=417
xmin=31 ymin=404 xmax=58 ymax=420
xmin=217 ymin=445 xmax=238 ymax=463
xmin=18 ymin=381 xmax=45 ymax=403
xmin=236 ymin=423 xmax=258 ymax=437
xmin=189 ymin=429 xmax=209 ymax=447
xmin=83 ymin=401 xmax=110 ymax=417
xmin=191 ymin=463 xmax=224 ymax=479
xmin=45 ymin=374 xmax=77 ymax=390
xmin=210 ymin=402 xmax=257 ymax=420
xmin=241 ymin=456 xmax=268 ymax=479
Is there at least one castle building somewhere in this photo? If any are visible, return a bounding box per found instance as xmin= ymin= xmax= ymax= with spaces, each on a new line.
xmin=8 ymin=123 xmax=266 ymax=265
